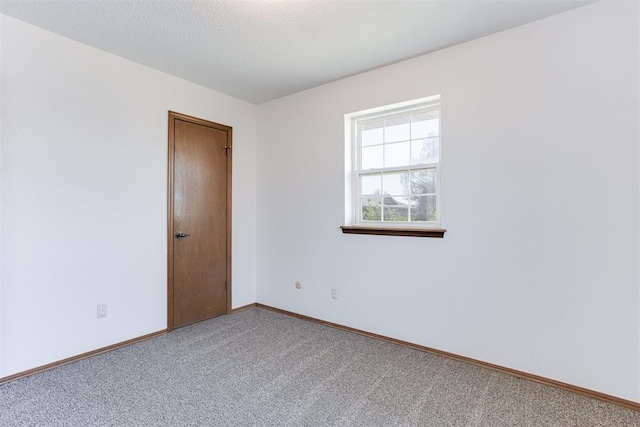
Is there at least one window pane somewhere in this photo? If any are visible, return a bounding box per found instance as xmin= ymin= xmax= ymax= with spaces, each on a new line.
xmin=382 ymin=172 xmax=407 ymax=196
xmin=361 ymin=120 xmax=383 ymax=147
xmin=360 ymin=197 xmax=381 ymax=221
xmin=411 ymin=137 xmax=439 ymax=165
xmin=411 ymin=195 xmax=436 ymax=222
xmin=412 ymin=110 xmax=439 ymax=139
xmin=360 ymin=174 xmax=382 ymax=196
xmin=361 ymin=145 xmax=383 ymax=170
xmin=385 ymin=115 xmax=410 ymax=142
xmin=410 ymin=169 xmax=436 ymax=195
xmin=384 ymin=195 xmax=409 ymax=222
xmin=383 ymin=195 xmax=408 ymax=206
xmin=384 ymin=141 xmax=410 ymax=168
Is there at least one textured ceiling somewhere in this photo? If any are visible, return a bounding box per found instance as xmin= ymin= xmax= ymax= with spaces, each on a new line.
xmin=0 ymin=0 xmax=595 ymax=104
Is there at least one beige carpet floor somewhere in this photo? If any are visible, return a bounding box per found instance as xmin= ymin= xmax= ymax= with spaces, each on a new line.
xmin=1 ymin=307 xmax=639 ymax=426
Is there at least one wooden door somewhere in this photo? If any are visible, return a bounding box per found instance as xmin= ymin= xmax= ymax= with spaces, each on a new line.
xmin=168 ymin=111 xmax=231 ymax=330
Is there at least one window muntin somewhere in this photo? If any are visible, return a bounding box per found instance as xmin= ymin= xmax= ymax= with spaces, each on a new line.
xmin=351 ymin=99 xmax=441 ymax=227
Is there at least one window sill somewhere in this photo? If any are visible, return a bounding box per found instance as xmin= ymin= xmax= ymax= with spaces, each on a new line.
xmin=340 ymin=226 xmax=446 ymax=238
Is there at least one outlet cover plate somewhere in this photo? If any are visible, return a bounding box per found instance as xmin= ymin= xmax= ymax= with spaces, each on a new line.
xmin=97 ymin=303 xmax=108 ymax=319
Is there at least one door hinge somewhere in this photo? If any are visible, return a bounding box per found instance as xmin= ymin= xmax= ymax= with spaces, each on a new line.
xmin=224 ymin=145 xmax=231 ymax=156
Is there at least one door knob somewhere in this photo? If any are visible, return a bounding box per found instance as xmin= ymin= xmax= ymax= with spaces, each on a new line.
xmin=176 ymin=232 xmax=190 ymax=239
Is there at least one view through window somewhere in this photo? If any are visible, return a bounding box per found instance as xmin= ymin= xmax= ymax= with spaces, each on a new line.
xmin=348 ymin=97 xmax=441 ymax=227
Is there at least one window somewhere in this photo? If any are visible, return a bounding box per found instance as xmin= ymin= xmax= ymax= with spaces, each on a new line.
xmin=342 ymin=96 xmax=445 ymax=237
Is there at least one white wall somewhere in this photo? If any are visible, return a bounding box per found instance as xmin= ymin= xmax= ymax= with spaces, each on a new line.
xmin=0 ymin=15 xmax=257 ymax=377
xmin=257 ymin=0 xmax=640 ymax=402
xmin=0 ymin=15 xmax=4 ymax=375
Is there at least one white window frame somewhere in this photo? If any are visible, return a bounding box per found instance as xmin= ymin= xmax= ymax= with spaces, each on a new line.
xmin=345 ymin=95 xmax=442 ymax=229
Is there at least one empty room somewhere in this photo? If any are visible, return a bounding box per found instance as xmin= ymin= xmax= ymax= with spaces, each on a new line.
xmin=0 ymin=0 xmax=639 ymax=425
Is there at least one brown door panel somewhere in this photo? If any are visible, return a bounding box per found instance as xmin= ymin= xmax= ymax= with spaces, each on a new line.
xmin=168 ymin=113 xmax=231 ymax=330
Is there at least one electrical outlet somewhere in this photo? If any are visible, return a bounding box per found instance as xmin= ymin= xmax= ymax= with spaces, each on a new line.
xmin=97 ymin=303 xmax=108 ymax=319
xmin=331 ymin=287 xmax=338 ymax=300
